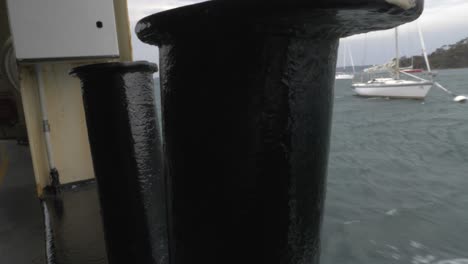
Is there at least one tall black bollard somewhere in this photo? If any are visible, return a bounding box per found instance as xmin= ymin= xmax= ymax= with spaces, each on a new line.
xmin=70 ymin=61 xmax=167 ymax=264
xmin=135 ymin=2 xmax=424 ymax=264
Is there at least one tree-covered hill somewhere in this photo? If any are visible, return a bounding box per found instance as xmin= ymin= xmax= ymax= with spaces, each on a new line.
xmin=400 ymin=37 xmax=468 ymax=70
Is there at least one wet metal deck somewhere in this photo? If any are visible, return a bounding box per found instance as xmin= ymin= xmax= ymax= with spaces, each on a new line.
xmin=43 ymin=182 xmax=107 ymax=264
xmin=0 ymin=140 xmax=45 ymax=264
xmin=1 ymin=140 xmax=108 ymax=264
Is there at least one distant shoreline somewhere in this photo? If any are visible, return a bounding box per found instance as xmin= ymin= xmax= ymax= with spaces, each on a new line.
xmin=337 ymin=37 xmax=468 ymax=72
xmin=335 ymin=66 xmax=468 ymax=72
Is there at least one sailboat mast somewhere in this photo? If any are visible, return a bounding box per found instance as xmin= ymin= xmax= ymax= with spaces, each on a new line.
xmin=348 ymin=46 xmax=356 ymax=74
xmin=395 ymin=27 xmax=400 ymax=79
xmin=417 ymin=22 xmax=432 ymax=74
xmin=343 ymin=42 xmax=347 ymax=70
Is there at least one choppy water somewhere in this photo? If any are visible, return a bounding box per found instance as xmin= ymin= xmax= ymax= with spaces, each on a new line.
xmin=323 ymin=68 xmax=468 ymax=264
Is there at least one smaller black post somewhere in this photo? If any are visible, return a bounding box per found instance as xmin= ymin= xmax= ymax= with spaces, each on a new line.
xmin=70 ymin=61 xmax=167 ymax=264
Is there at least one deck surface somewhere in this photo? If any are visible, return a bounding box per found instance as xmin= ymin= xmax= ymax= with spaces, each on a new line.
xmin=43 ymin=182 xmax=107 ymax=264
xmin=0 ymin=140 xmax=45 ymax=264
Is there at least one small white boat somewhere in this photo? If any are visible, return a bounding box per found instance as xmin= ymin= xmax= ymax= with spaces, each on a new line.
xmin=352 ymin=25 xmax=433 ymax=99
xmin=352 ymin=78 xmax=432 ymax=99
xmin=336 ymin=73 xmax=354 ymax=80
xmin=336 ymin=42 xmax=355 ymax=80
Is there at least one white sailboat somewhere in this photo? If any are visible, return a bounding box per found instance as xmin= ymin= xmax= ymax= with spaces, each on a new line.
xmin=335 ymin=73 xmax=354 ymax=80
xmin=352 ymin=25 xmax=433 ymax=99
xmin=336 ymin=44 xmax=355 ymax=80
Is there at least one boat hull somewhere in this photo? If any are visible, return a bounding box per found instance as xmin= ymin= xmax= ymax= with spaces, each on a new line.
xmin=336 ymin=74 xmax=354 ymax=80
xmin=401 ymin=69 xmax=423 ymax=73
xmin=352 ymin=83 xmax=432 ymax=99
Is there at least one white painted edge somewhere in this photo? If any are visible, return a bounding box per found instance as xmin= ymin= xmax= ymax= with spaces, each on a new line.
xmin=385 ymin=0 xmax=416 ymax=10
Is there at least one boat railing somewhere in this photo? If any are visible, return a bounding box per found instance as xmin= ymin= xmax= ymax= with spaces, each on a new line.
xmin=352 ymin=70 xmax=395 ymax=83
xmin=353 ymin=70 xmax=432 ymax=84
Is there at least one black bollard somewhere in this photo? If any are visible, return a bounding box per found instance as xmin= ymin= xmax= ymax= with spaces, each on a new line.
xmin=70 ymin=61 xmax=167 ymax=264
xmin=135 ymin=1 xmax=424 ymax=264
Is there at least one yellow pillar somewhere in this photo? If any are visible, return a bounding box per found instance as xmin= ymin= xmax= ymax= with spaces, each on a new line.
xmin=19 ymin=0 xmax=133 ymax=196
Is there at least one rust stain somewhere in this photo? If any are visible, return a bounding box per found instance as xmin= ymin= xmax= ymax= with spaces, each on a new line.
xmin=36 ymin=184 xmax=44 ymax=198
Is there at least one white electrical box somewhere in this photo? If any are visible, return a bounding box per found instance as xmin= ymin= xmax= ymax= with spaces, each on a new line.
xmin=6 ymin=0 xmax=120 ymax=62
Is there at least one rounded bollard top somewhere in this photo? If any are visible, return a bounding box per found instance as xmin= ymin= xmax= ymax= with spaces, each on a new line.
xmin=70 ymin=61 xmax=158 ymax=77
xmin=135 ymin=0 xmax=424 ymax=46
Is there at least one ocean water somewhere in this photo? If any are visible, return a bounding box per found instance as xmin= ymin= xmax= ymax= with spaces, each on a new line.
xmin=153 ymin=68 xmax=468 ymax=263
xmin=323 ymin=68 xmax=468 ymax=264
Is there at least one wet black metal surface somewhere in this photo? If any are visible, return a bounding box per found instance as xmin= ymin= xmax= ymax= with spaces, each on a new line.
xmin=43 ymin=182 xmax=107 ymax=264
xmin=135 ymin=1 xmax=424 ymax=46
xmin=0 ymin=140 xmax=44 ymax=264
xmin=71 ymin=62 xmax=166 ymax=264
xmin=135 ymin=1 xmax=424 ymax=264
xmin=158 ymin=37 xmax=337 ymax=264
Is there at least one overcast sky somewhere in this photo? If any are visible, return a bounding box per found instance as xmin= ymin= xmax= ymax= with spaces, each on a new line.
xmin=128 ymin=0 xmax=468 ymax=67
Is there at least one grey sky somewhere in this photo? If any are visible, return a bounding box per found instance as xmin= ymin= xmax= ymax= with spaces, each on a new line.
xmin=128 ymin=0 xmax=468 ymax=67
xmin=128 ymin=0 xmax=205 ymax=65
xmin=339 ymin=0 xmax=468 ymax=67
